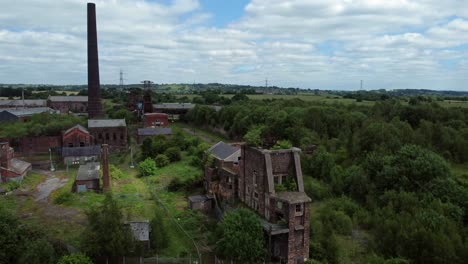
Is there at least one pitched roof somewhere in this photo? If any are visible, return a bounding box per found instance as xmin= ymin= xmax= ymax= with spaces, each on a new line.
xmin=48 ymin=96 xmax=88 ymax=102
xmin=4 ymin=107 xmax=55 ymax=117
xmin=9 ymin=158 xmax=32 ymax=175
xmin=188 ymin=194 xmax=214 ymax=203
xmin=208 ymin=141 xmax=240 ymax=160
xmin=0 ymin=110 xmax=19 ymax=123
xmin=76 ymin=162 xmax=100 ymax=181
xmin=64 ymin=124 xmax=89 ymax=135
xmin=88 ymin=119 xmax=126 ymax=128
xmin=62 ymin=146 xmax=101 ymax=157
xmin=137 ymin=127 xmax=172 ymax=136
xmin=0 ymin=99 xmax=47 ymax=107
xmin=153 ymin=103 xmax=194 ymax=109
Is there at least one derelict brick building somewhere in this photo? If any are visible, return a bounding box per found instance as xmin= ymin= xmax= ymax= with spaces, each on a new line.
xmin=88 ymin=119 xmax=127 ymax=149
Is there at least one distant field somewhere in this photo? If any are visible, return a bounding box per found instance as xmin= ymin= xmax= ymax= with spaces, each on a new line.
xmin=31 ymin=90 xmax=78 ymax=95
xmin=439 ymin=100 xmax=468 ymax=108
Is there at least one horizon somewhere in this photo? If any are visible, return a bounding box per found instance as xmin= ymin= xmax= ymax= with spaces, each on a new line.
xmin=1 ymin=0 xmax=468 ymax=91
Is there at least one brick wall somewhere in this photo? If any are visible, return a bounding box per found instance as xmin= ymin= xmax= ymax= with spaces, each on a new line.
xmin=18 ymin=136 xmax=62 ymax=154
xmin=89 ymin=127 xmax=127 ymax=149
xmin=49 ymin=101 xmax=88 ymax=113
xmin=63 ymin=128 xmax=92 ymax=148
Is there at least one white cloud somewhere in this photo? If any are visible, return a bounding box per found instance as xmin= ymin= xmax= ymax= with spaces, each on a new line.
xmin=0 ymin=0 xmax=467 ymax=90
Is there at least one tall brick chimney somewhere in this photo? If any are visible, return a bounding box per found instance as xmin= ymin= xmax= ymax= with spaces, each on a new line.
xmin=102 ymin=144 xmax=110 ymax=191
xmin=0 ymin=142 xmax=13 ymax=169
xmin=87 ymin=2 xmax=103 ymax=119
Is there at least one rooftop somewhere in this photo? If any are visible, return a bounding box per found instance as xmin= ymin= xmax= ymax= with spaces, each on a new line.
xmin=208 ymin=141 xmax=240 ymax=160
xmin=64 ymin=124 xmax=89 ymax=135
xmin=271 ymin=192 xmax=312 ymax=204
xmin=0 ymin=111 xmax=19 ymax=123
xmin=62 ymin=145 xmax=101 ymax=157
xmin=0 ymin=99 xmax=46 ymax=107
xmin=188 ymin=194 xmax=214 ymax=203
xmin=127 ymin=221 xmax=150 ymax=241
xmin=153 ymin=103 xmax=194 ymax=109
xmin=88 ymin=119 xmax=126 ymax=128
xmin=9 ymin=158 xmax=32 ymax=175
xmin=3 ymin=107 xmax=55 ymax=117
xmin=138 ymin=127 xmax=172 ymax=136
xmin=48 ymin=96 xmax=88 ymax=102
xmin=76 ymin=162 xmax=100 ymax=181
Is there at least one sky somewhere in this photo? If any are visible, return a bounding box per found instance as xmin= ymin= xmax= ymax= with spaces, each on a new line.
xmin=0 ymin=0 xmax=468 ymax=90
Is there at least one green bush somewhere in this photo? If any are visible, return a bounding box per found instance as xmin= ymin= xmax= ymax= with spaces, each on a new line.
xmin=5 ymin=181 xmax=20 ymax=192
xmin=164 ymin=147 xmax=181 ymax=162
xmin=109 ymin=164 xmax=127 ymax=180
xmin=54 ymin=192 xmax=73 ymax=205
xmin=138 ymin=158 xmax=157 ymax=177
xmin=304 ymin=178 xmax=331 ymax=200
xmin=57 ymin=253 xmax=93 ymax=264
xmin=154 ymin=154 xmax=170 ymax=168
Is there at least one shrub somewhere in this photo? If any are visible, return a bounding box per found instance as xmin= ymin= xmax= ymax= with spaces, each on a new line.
xmin=138 ymin=158 xmax=157 ymax=177
xmin=57 ymin=253 xmax=93 ymax=264
xmin=164 ymin=147 xmax=181 ymax=162
xmin=154 ymin=154 xmax=170 ymax=168
xmin=304 ymin=178 xmax=331 ymax=200
xmin=167 ymin=178 xmax=185 ymax=192
xmin=109 ymin=164 xmax=126 ymax=180
xmin=54 ymin=192 xmax=73 ymax=205
xmin=5 ymin=181 xmax=20 ymax=192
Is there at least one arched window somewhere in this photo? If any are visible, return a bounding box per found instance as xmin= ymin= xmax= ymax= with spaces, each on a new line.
xmin=98 ymin=133 xmax=102 ymax=140
xmin=68 ymin=143 xmax=73 ymax=148
xmin=80 ymin=142 xmax=85 ymax=147
xmin=113 ymin=133 xmax=117 ymax=141
xmin=106 ymin=133 xmax=109 ymax=140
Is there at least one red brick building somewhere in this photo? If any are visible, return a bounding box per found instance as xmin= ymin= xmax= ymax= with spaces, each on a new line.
xmin=0 ymin=142 xmax=32 ymax=183
xmin=88 ymin=119 xmax=127 ymax=149
xmin=62 ymin=124 xmax=92 ymax=148
xmin=203 ymin=142 xmax=311 ymax=264
xmin=143 ymin=113 xmax=169 ymax=128
xmin=47 ymin=96 xmax=88 ymax=114
xmin=18 ymin=136 xmax=62 ymax=154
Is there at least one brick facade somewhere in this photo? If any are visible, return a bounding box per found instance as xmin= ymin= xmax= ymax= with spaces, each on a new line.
xmin=143 ymin=113 xmax=169 ymax=128
xmin=62 ymin=125 xmax=92 ymax=148
xmin=88 ymin=126 xmax=127 ymax=149
xmin=205 ymin=143 xmax=311 ymax=264
xmin=17 ymin=136 xmax=62 ymax=154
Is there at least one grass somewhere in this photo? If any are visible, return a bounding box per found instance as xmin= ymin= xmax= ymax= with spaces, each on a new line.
xmin=451 ymin=162 xmax=468 ymax=185
xmin=172 ymin=122 xmax=230 ymax=144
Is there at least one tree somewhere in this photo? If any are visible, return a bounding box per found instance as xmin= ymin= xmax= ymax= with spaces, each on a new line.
xmin=81 ymin=193 xmax=135 ymax=259
xmin=215 ymin=208 xmax=265 ymax=262
xmin=164 ymin=147 xmax=181 ymax=162
xmin=149 ymin=209 xmax=169 ymax=252
xmin=18 ymin=238 xmax=56 ymax=264
xmin=57 ymin=253 xmax=93 ymax=264
xmin=138 ymin=158 xmax=157 ymax=177
xmin=244 ymin=126 xmax=265 ymax=147
xmin=154 ymin=154 xmax=170 ymax=168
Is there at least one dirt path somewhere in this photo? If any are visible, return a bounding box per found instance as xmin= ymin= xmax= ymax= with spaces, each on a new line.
xmin=32 ymin=170 xmax=68 ymax=202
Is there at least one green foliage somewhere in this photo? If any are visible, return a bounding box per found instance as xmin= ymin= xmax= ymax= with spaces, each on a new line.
xmin=304 ymin=177 xmax=331 ymax=200
xmin=150 ymin=209 xmax=169 ymax=252
xmin=155 ymin=154 xmax=170 ymax=168
xmin=244 ymin=125 xmax=265 ymax=147
xmin=57 ymin=253 xmax=93 ymax=264
xmin=138 ymin=158 xmax=157 ymax=177
xmin=0 ymin=205 xmax=59 ymax=264
xmin=109 ymin=164 xmax=127 ymax=180
xmin=215 ymin=208 xmax=265 ymax=262
xmin=108 ymin=109 xmax=136 ymax=124
xmin=54 ymin=192 xmax=73 ymax=205
xmin=271 ymin=140 xmax=293 ymax=150
xmin=2 ymin=181 xmax=20 ymax=192
xmin=303 ymin=146 xmax=335 ymax=181
xmin=0 ymin=113 xmax=85 ymax=138
xmin=164 ymin=147 xmax=181 ymax=162
xmin=81 ymin=192 xmax=135 ymax=258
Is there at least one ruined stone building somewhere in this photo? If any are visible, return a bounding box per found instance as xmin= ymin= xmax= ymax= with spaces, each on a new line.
xmin=0 ymin=142 xmax=32 ymax=183
xmin=143 ymin=113 xmax=169 ymax=128
xmin=202 ymin=142 xmax=312 ymax=264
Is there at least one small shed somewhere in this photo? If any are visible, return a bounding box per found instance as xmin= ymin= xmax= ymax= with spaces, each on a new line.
xmin=188 ymin=194 xmax=214 ymax=212
xmin=127 ymin=221 xmax=150 ymax=250
xmin=74 ymin=162 xmax=100 ymax=193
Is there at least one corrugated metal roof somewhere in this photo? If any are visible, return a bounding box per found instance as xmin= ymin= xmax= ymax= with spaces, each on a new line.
xmin=9 ymin=158 xmax=32 ymax=175
xmin=0 ymin=111 xmax=19 ymax=123
xmin=76 ymin=162 xmax=100 ymax=181
xmin=88 ymin=119 xmax=126 ymax=128
xmin=62 ymin=145 xmax=101 ymax=157
xmin=3 ymin=107 xmax=55 ymax=117
xmin=0 ymin=99 xmax=46 ymax=107
xmin=48 ymin=96 xmax=88 ymax=102
xmin=137 ymin=127 xmax=172 ymax=136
